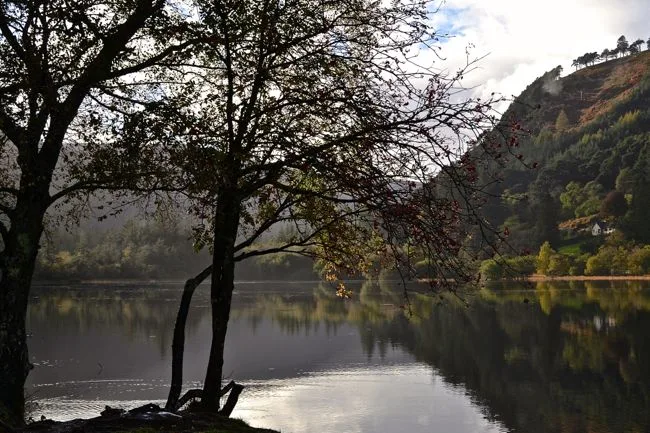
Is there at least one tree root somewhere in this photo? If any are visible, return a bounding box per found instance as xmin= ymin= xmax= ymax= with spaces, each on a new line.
xmin=175 ymin=380 xmax=244 ymax=417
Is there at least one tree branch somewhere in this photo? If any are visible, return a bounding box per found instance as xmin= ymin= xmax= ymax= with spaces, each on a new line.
xmin=106 ymin=37 xmax=212 ymax=80
xmin=0 ymin=6 xmax=25 ymax=59
xmin=0 ymin=218 xmax=8 ymax=243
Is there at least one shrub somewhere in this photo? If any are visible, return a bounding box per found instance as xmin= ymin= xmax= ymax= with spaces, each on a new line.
xmin=508 ymin=255 xmax=537 ymax=276
xmin=547 ymin=254 xmax=571 ymax=276
xmin=479 ymin=259 xmax=503 ymax=281
xmin=627 ymin=246 xmax=650 ymax=275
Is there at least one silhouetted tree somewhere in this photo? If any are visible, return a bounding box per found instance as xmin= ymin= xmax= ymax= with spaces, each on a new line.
xmin=630 ymin=39 xmax=645 ymax=54
xmin=601 ymin=48 xmax=612 ymax=61
xmin=0 ymin=0 xmax=210 ymax=424
xmin=617 ymin=35 xmax=629 ymax=56
xmin=97 ymin=0 xmax=510 ymax=414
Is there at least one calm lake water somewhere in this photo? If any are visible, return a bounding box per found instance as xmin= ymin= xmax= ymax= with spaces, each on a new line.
xmin=25 ymin=280 xmax=650 ymax=433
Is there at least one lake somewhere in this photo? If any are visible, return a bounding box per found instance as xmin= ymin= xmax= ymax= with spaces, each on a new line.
xmin=26 ymin=280 xmax=650 ymax=432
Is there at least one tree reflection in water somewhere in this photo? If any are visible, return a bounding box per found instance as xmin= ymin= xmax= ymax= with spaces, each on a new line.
xmin=236 ymin=280 xmax=650 ymax=433
xmin=27 ymin=280 xmax=650 ymax=432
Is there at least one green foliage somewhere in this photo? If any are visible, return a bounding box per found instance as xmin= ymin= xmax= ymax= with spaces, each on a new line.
xmin=627 ymin=246 xmax=650 ymax=275
xmin=508 ymin=256 xmax=538 ymax=276
xmin=569 ymin=254 xmax=589 ymax=275
xmin=480 ymin=259 xmax=503 ymax=281
xmin=479 ymin=255 xmax=537 ymax=281
xmin=575 ymin=197 xmax=601 ymax=218
xmin=37 ymin=219 xmax=208 ymax=280
xmin=536 ymin=242 xmax=555 ymax=274
xmin=547 ymin=254 xmax=571 ymax=276
xmin=36 ymin=219 xmax=323 ymax=281
xmin=476 ymin=55 xmax=650 ymax=260
xmin=558 ymin=242 xmax=583 ymax=257
xmin=585 ymin=253 xmax=610 ymax=276
xmin=560 ymin=181 xmax=583 ymax=215
xmin=560 ymin=181 xmax=604 ymax=218
xmin=585 ymin=245 xmax=629 ymax=275
xmin=615 ymin=167 xmax=635 ymax=193
xmin=612 ymin=111 xmax=641 ymax=134
xmin=621 ymin=168 xmax=650 ymax=243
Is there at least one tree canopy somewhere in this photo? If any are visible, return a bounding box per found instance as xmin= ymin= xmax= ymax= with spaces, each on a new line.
xmin=0 ymin=0 xmax=510 ymax=424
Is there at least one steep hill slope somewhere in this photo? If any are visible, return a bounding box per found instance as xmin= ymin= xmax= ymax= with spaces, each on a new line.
xmin=481 ymin=50 xmax=650 ymax=253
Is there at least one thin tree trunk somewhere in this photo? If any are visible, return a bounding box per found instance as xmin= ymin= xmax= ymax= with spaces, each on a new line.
xmin=201 ymin=191 xmax=241 ymax=410
xmin=165 ymin=265 xmax=213 ymax=411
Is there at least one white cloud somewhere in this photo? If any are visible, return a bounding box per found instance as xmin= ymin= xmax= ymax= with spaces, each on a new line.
xmin=427 ymin=0 xmax=650 ymax=104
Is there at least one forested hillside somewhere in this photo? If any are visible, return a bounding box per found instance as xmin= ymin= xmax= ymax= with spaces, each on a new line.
xmin=35 ymin=218 xmax=318 ymax=281
xmin=35 ymin=50 xmax=650 ymax=281
xmin=480 ymin=48 xmax=650 ymax=278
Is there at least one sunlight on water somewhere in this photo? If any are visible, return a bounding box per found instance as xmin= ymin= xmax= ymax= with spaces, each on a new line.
xmin=32 ymin=365 xmax=507 ymax=433
xmin=233 ymin=365 xmax=507 ymax=433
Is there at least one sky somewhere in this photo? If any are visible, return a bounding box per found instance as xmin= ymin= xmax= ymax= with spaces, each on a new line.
xmin=426 ymin=0 xmax=650 ymax=108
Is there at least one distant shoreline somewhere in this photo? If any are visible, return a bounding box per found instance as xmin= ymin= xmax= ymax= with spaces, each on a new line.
xmin=31 ymin=278 xmax=328 ymax=285
xmin=526 ymin=274 xmax=650 ymax=281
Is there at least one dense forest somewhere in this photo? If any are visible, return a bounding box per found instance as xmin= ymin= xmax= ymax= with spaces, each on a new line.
xmin=36 ymin=217 xmax=318 ymax=281
xmin=477 ymin=44 xmax=650 ymax=278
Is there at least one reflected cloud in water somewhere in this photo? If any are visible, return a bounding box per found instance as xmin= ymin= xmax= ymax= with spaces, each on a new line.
xmin=26 ymin=280 xmax=650 ymax=433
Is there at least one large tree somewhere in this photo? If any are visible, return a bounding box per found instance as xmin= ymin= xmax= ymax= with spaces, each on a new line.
xmin=0 ymin=0 xmax=515 ymax=422
xmin=0 ymin=0 xmax=209 ymax=424
xmin=89 ymin=0 xmax=512 ymax=412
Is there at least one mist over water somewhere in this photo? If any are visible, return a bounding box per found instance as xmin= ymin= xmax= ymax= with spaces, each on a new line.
xmin=25 ymin=281 xmax=650 ymax=433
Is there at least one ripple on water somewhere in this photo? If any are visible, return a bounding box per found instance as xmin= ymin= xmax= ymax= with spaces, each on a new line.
xmin=29 ymin=398 xmax=166 ymax=421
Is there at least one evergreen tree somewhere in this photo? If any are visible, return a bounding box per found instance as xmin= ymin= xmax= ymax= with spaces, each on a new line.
xmin=529 ymin=178 xmax=561 ymax=247
xmin=622 ymin=175 xmax=650 ymax=243
xmin=617 ymin=35 xmax=629 ymax=55
xmin=555 ymin=109 xmax=570 ymax=132
xmin=601 ymin=48 xmax=611 ymax=61
xmin=622 ymin=148 xmax=650 ymax=243
xmin=630 ymin=39 xmax=644 ymax=54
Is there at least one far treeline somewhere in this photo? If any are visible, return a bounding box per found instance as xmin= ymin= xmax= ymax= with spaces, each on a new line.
xmin=36 ymin=218 xmax=319 ymax=281
xmin=573 ymin=35 xmax=649 ymax=69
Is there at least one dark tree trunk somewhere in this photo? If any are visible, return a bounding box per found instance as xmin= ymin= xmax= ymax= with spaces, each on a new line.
xmin=218 ymin=382 xmax=244 ymax=417
xmin=165 ymin=265 xmax=212 ymax=411
xmin=201 ymin=190 xmax=241 ymax=410
xmin=0 ymin=200 xmax=46 ymax=426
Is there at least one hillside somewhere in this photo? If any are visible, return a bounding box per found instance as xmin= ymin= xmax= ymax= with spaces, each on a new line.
xmin=512 ymin=51 xmax=650 ymax=130
xmin=478 ymin=50 xmax=650 ymax=275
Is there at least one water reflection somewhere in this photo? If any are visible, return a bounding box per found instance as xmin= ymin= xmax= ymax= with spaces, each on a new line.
xmin=26 ymin=280 xmax=650 ymax=433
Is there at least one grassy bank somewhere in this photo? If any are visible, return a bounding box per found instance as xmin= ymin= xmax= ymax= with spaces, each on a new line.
xmin=19 ymin=412 xmax=279 ymax=433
